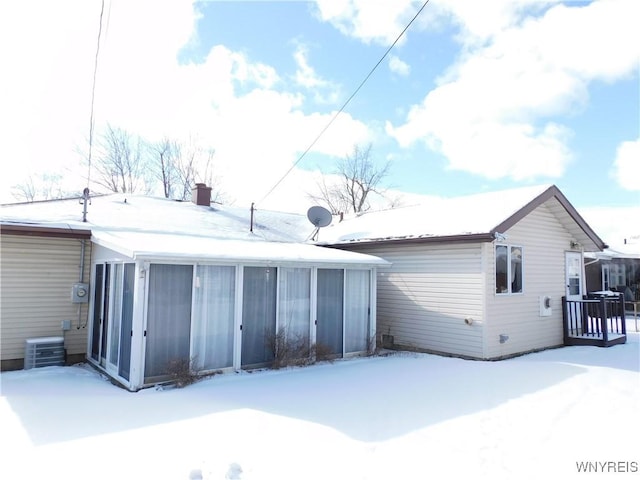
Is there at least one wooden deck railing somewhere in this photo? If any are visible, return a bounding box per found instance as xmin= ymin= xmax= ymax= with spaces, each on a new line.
xmin=562 ymin=294 xmax=627 ymax=347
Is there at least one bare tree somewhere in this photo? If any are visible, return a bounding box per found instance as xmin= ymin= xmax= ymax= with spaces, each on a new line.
xmin=148 ymin=137 xmax=179 ymax=198
xmin=11 ymin=173 xmax=76 ymax=202
xmin=149 ymin=136 xmax=225 ymax=202
xmin=93 ymin=124 xmax=149 ymax=194
xmin=174 ymin=140 xmax=210 ymax=201
xmin=311 ymin=175 xmax=351 ymax=215
xmin=11 ymin=176 xmax=37 ymax=202
xmin=310 ymin=143 xmax=391 ymax=214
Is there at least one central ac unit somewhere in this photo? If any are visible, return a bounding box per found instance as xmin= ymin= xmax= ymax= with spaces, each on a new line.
xmin=24 ymin=337 xmax=65 ymax=369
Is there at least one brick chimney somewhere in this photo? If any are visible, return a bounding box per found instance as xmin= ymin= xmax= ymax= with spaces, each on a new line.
xmin=191 ymin=183 xmax=212 ymax=207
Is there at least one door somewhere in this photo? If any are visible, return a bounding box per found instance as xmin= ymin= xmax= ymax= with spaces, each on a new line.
xmin=601 ymin=264 xmax=610 ymax=291
xmin=316 ymin=269 xmax=344 ymax=356
xmin=144 ymin=264 xmax=193 ymax=382
xmin=565 ymin=252 xmax=583 ymax=301
xmin=344 ymin=270 xmax=370 ymax=353
xmin=107 ymin=264 xmax=123 ymax=372
xmin=90 ymin=263 xmax=135 ymax=380
xmin=90 ymin=263 xmax=111 ymax=366
xmin=241 ymin=267 xmax=277 ymax=367
xmin=90 ymin=264 xmax=104 ymax=362
xmin=118 ymin=263 xmax=135 ymax=380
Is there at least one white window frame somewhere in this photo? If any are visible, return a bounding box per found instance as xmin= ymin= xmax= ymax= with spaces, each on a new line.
xmin=495 ymin=244 xmax=524 ymax=295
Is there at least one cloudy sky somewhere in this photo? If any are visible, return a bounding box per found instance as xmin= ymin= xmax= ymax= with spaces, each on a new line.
xmin=0 ymin=0 xmax=638 ymax=224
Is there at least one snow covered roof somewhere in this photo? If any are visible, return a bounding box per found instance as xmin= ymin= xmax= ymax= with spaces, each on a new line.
xmin=585 ymin=242 xmax=640 ymax=261
xmin=1 ymin=194 xmax=309 ymax=242
xmin=92 ymin=230 xmax=386 ymax=265
xmin=1 ymin=194 xmax=388 ymax=266
xmin=318 ymin=184 xmax=606 ymax=252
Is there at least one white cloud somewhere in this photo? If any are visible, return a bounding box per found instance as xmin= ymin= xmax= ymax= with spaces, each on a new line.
xmin=293 ymin=45 xmax=327 ymax=89
xmin=313 ymin=0 xmax=422 ymax=46
xmin=0 ymin=0 xmax=201 ymax=199
xmin=292 ymin=44 xmax=340 ymax=104
xmin=0 ymin=0 xmax=372 ymax=211
xmin=388 ymin=55 xmax=410 ymax=76
xmin=312 ymin=0 xmax=553 ymax=47
xmin=581 ymin=205 xmax=640 ymax=249
xmin=531 ymin=0 xmax=640 ymax=82
xmin=611 ymin=139 xmax=640 ymax=192
xmin=437 ymin=0 xmax=555 ymax=46
xmin=387 ymin=0 xmax=640 ymax=182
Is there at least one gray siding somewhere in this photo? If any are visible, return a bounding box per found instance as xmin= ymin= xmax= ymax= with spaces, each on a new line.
xmin=0 ymin=234 xmax=91 ymax=367
xmin=342 ymin=242 xmax=485 ymax=358
xmin=484 ymin=201 xmax=572 ymax=358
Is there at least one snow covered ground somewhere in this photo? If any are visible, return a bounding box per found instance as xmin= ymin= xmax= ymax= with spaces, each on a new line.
xmin=1 ymin=324 xmax=638 ymax=480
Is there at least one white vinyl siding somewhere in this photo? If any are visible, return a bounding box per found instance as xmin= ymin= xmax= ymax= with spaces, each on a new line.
xmin=343 ymin=242 xmax=485 ymax=358
xmin=0 ymin=234 xmax=91 ymax=365
xmin=484 ymin=201 xmax=571 ymax=358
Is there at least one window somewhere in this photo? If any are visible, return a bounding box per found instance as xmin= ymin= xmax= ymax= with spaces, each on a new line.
xmin=496 ymin=245 xmax=523 ymax=295
xmin=278 ymin=267 xmax=311 ymax=344
xmin=610 ymin=264 xmax=626 ymax=289
xmin=192 ymin=265 xmax=236 ymax=371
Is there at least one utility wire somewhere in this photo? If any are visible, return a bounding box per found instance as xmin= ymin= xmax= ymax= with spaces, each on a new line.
xmin=86 ymin=0 xmax=106 ymax=188
xmin=258 ymin=0 xmax=430 ymax=206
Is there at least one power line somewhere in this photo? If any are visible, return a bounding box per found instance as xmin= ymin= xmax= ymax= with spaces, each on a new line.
xmin=86 ymin=0 xmax=106 ymax=188
xmin=258 ymin=0 xmax=430 ymax=206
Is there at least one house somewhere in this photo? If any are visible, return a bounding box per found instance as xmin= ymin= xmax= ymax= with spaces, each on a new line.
xmin=584 ymin=238 xmax=640 ymax=332
xmin=318 ymin=184 xmax=616 ymax=359
xmin=585 ymin=240 xmax=640 ymax=301
xmin=1 ymin=185 xmax=387 ymax=391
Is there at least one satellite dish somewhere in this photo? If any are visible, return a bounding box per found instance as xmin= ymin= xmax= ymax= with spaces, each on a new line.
xmin=307 ymin=206 xmax=332 ymax=228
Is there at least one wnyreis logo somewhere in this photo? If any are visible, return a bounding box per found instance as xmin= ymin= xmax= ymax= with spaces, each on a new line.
xmin=575 ymin=461 xmax=639 ymax=474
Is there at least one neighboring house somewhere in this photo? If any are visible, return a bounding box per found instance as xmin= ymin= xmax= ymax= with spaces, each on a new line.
xmin=1 ymin=185 xmax=387 ymax=391
xmin=585 ymin=240 xmax=640 ymax=302
xmin=318 ymin=185 xmax=608 ymax=359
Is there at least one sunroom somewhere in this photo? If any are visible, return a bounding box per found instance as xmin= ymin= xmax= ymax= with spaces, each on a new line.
xmin=88 ymin=230 xmax=387 ymax=391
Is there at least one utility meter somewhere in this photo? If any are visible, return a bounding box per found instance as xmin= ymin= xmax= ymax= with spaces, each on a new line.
xmin=72 ymin=283 xmax=90 ymax=303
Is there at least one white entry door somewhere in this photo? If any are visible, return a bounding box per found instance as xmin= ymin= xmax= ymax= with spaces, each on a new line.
xmin=565 ymin=252 xmax=583 ymax=301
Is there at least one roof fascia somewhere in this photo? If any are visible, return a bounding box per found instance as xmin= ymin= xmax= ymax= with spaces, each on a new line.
xmin=0 ymin=223 xmax=91 ymax=239
xmin=490 ymin=185 xmax=607 ymax=251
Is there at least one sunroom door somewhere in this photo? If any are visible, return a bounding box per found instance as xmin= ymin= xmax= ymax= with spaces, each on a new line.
xmin=106 ymin=264 xmax=124 ymax=373
xmin=144 ymin=264 xmax=193 ymax=383
xmin=90 ymin=263 xmax=135 ymax=381
xmin=90 ymin=263 xmax=110 ymax=366
xmin=344 ymin=270 xmax=370 ymax=354
xmin=316 ymin=269 xmax=344 ymax=357
xmin=241 ymin=267 xmax=277 ymax=368
xmin=117 ymin=264 xmax=135 ymax=381
xmin=192 ymin=265 xmax=236 ymax=371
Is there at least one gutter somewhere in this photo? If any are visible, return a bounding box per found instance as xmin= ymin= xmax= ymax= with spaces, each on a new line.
xmin=0 ymin=223 xmax=91 ymax=239
xmin=322 ymin=232 xmax=496 ymax=248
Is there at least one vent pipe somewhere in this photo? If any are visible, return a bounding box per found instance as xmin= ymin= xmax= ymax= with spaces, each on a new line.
xmin=80 ymin=188 xmax=90 ymax=222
